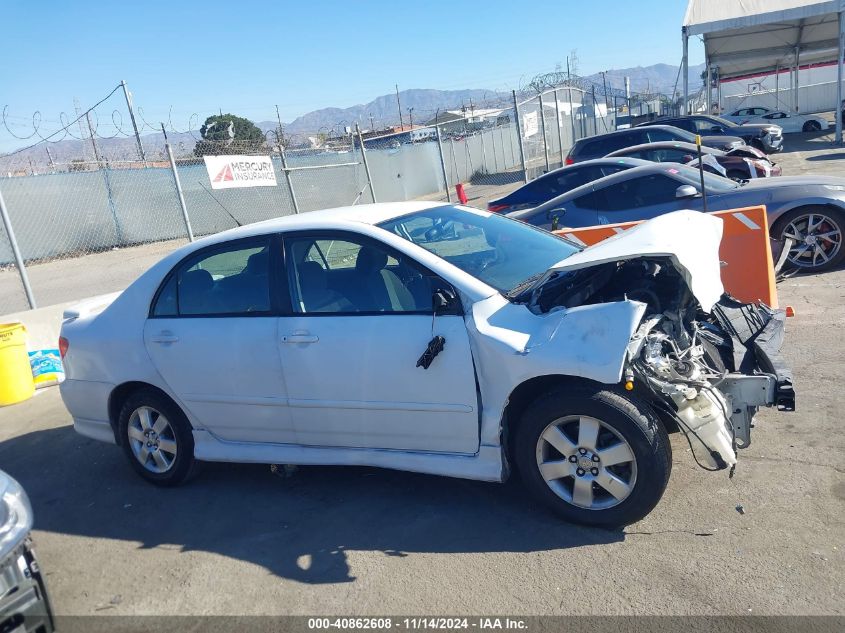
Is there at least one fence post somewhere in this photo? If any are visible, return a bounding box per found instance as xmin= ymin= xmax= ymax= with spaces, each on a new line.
xmin=554 ymin=89 xmax=565 ymax=167
xmin=512 ymin=90 xmax=528 ymax=183
xmin=277 ymin=147 xmax=300 ymax=214
xmin=0 ymin=184 xmax=36 ymax=309
xmin=87 ymin=112 xmax=123 ymax=245
xmin=479 ymin=128 xmax=488 ymax=175
xmin=161 ymin=124 xmax=194 ymax=242
xmin=538 ymin=93 xmax=550 ymax=173
xmin=120 ymin=80 xmax=146 ymax=164
xmin=435 ymin=124 xmax=452 ymax=202
xmin=567 ymin=87 xmax=577 ymax=143
xmin=355 ymin=123 xmax=377 ymax=204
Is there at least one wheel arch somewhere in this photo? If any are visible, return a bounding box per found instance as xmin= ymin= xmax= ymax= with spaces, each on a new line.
xmin=770 ymin=202 xmax=845 ymax=236
xmin=501 ymin=374 xmax=605 ymax=461
xmin=108 ymin=381 xmax=185 ymax=445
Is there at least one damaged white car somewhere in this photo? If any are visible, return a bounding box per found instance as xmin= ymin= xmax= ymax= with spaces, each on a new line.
xmin=59 ymin=203 xmax=795 ymax=526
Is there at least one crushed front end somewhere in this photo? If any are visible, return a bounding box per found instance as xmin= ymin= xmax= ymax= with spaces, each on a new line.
xmin=626 ymin=294 xmax=794 ymax=471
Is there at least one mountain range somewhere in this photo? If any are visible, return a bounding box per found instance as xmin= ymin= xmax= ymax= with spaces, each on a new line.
xmin=1 ymin=62 xmax=705 ymax=171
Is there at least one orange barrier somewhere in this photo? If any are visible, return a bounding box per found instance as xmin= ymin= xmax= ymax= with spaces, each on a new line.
xmin=554 ymin=206 xmax=778 ymax=308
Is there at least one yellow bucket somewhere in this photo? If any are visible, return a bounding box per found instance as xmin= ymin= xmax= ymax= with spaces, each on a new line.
xmin=0 ymin=323 xmax=35 ymax=406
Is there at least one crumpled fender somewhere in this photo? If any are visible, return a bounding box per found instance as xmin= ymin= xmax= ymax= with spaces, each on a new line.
xmin=466 ymin=294 xmax=647 ymax=448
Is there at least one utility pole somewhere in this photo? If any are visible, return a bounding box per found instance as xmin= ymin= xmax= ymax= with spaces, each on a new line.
xmin=369 ymin=113 xmax=375 ymax=131
xmin=396 ymin=84 xmax=404 ymax=128
xmin=408 ymin=107 xmax=414 ymax=130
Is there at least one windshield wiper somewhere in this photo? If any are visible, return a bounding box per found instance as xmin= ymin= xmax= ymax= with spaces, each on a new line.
xmin=505 ymin=271 xmax=548 ymax=300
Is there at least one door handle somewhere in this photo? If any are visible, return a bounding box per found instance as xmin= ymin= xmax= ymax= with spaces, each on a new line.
xmin=282 ymin=333 xmax=319 ymax=344
xmin=151 ymin=331 xmax=179 ymax=344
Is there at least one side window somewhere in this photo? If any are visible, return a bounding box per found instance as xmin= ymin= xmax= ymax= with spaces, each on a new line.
xmin=658 ymin=149 xmax=694 ymax=163
xmin=599 ymin=164 xmax=630 ymax=178
xmin=645 ymin=128 xmax=676 ymax=142
xmin=556 ymin=167 xmax=596 ymax=191
xmin=152 ymin=239 xmax=271 ymax=317
xmin=580 ymin=175 xmax=679 ymax=212
xmin=693 ymin=118 xmax=719 ymax=133
xmin=286 ymin=235 xmax=431 ymax=314
xmin=626 ymin=174 xmax=684 ymax=206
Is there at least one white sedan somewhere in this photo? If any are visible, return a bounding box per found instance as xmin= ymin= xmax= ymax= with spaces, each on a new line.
xmin=724 ymin=107 xmax=829 ymax=133
xmin=59 ymin=203 xmax=794 ymax=526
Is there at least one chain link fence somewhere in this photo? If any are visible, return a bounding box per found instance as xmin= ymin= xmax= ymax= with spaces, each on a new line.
xmin=0 ymin=81 xmax=676 ymax=314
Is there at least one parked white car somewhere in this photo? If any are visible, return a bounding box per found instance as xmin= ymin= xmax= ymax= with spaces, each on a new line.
xmin=58 ymin=203 xmax=795 ymax=526
xmin=724 ymin=107 xmax=829 ymax=133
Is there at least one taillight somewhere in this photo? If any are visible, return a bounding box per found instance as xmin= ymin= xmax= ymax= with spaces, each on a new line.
xmin=487 ymin=203 xmax=509 ymax=213
xmin=59 ymin=336 xmax=69 ymax=359
xmin=565 ymin=156 xmax=575 ymax=165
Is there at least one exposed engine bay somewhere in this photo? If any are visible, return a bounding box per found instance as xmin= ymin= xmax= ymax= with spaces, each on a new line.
xmin=525 ymin=257 xmax=796 ymax=471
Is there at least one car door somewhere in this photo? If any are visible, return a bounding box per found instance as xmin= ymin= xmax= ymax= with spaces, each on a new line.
xmin=144 ymin=235 xmax=295 ymax=443
xmin=277 ymin=231 xmax=480 ymax=454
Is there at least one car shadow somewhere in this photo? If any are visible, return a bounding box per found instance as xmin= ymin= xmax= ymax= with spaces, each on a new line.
xmin=805 ymin=152 xmax=845 ymax=161
xmin=0 ymin=425 xmax=623 ymax=584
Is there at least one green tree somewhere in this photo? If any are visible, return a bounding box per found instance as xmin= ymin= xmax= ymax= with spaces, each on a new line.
xmin=194 ymin=113 xmax=266 ymax=156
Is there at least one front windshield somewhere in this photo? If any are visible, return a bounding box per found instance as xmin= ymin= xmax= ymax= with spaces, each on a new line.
xmin=667 ymin=164 xmax=740 ymax=192
xmin=378 ymin=206 xmax=580 ymax=293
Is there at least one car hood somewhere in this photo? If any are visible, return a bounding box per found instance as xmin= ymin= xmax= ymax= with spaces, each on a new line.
xmin=736 ymin=175 xmax=845 ymax=190
xmin=546 ymin=210 xmax=724 ymax=310
xmin=701 ymin=135 xmax=744 ymax=147
xmin=731 ymin=123 xmax=781 ymax=134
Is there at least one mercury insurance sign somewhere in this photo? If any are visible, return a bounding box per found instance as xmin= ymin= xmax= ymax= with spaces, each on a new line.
xmin=203 ymin=155 xmax=278 ymax=189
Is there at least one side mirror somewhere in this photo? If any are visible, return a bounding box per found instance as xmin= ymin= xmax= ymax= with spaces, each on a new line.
xmin=675 ymin=184 xmax=699 ymax=199
xmin=710 ymin=126 xmax=723 ymax=133
xmin=546 ymin=207 xmax=566 ymax=230
xmin=433 ymin=286 xmax=458 ymax=314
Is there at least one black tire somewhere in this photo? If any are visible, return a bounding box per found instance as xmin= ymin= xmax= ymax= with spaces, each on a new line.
xmin=118 ymin=388 xmax=197 ymax=486
xmin=513 ymin=384 xmax=671 ymax=527
xmin=773 ymin=206 xmax=845 ymax=272
xmin=802 ymin=120 xmax=821 ymax=132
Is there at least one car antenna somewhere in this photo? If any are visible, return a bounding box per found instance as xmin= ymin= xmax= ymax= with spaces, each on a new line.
xmin=695 ymin=134 xmax=708 ymax=213
xmin=198 ymin=180 xmax=243 ymax=227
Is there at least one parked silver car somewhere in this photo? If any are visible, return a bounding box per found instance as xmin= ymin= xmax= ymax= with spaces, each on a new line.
xmin=509 ymin=163 xmax=845 ymax=272
xmin=0 ymin=470 xmax=54 ymax=632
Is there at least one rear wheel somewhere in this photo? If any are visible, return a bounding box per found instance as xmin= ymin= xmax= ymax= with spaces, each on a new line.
xmin=802 ymin=120 xmax=821 ymax=132
xmin=775 ymin=207 xmax=844 ymax=272
xmin=513 ymin=385 xmax=671 ymax=527
xmin=118 ymin=388 xmax=196 ymax=486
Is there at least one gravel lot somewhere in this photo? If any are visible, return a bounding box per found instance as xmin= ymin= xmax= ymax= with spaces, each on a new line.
xmin=0 ymin=131 xmax=843 ymax=619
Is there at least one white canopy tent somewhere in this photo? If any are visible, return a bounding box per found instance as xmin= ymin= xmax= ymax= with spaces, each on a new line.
xmin=682 ymin=0 xmax=845 ymax=142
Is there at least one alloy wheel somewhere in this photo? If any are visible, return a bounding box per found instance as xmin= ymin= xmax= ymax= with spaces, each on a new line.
xmin=782 ymin=212 xmax=842 ymax=269
xmin=127 ymin=406 xmax=178 ymax=473
xmin=535 ymin=415 xmax=637 ymax=510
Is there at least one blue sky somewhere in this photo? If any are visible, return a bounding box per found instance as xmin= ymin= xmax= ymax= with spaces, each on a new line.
xmin=1 ymin=0 xmax=702 ymax=143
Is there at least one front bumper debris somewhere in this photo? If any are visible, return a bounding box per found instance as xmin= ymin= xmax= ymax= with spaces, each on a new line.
xmin=712 ymin=299 xmax=795 ymax=448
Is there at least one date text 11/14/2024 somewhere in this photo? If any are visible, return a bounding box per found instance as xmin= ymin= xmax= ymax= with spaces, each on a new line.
xmin=307 ymin=617 xmax=528 ymax=630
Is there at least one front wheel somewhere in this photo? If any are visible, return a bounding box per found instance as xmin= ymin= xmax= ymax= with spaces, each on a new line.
xmin=513 ymin=386 xmax=671 ymax=527
xmin=118 ymin=388 xmax=197 ymax=486
xmin=775 ymin=207 xmax=844 ymax=272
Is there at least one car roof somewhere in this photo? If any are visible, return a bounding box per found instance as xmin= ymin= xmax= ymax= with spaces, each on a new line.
xmin=536 ymin=156 xmax=653 ymax=173
xmin=607 ymin=141 xmax=721 ymax=156
xmin=515 ymin=163 xmax=687 ymax=218
xmin=180 ymin=201 xmax=454 ymax=249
